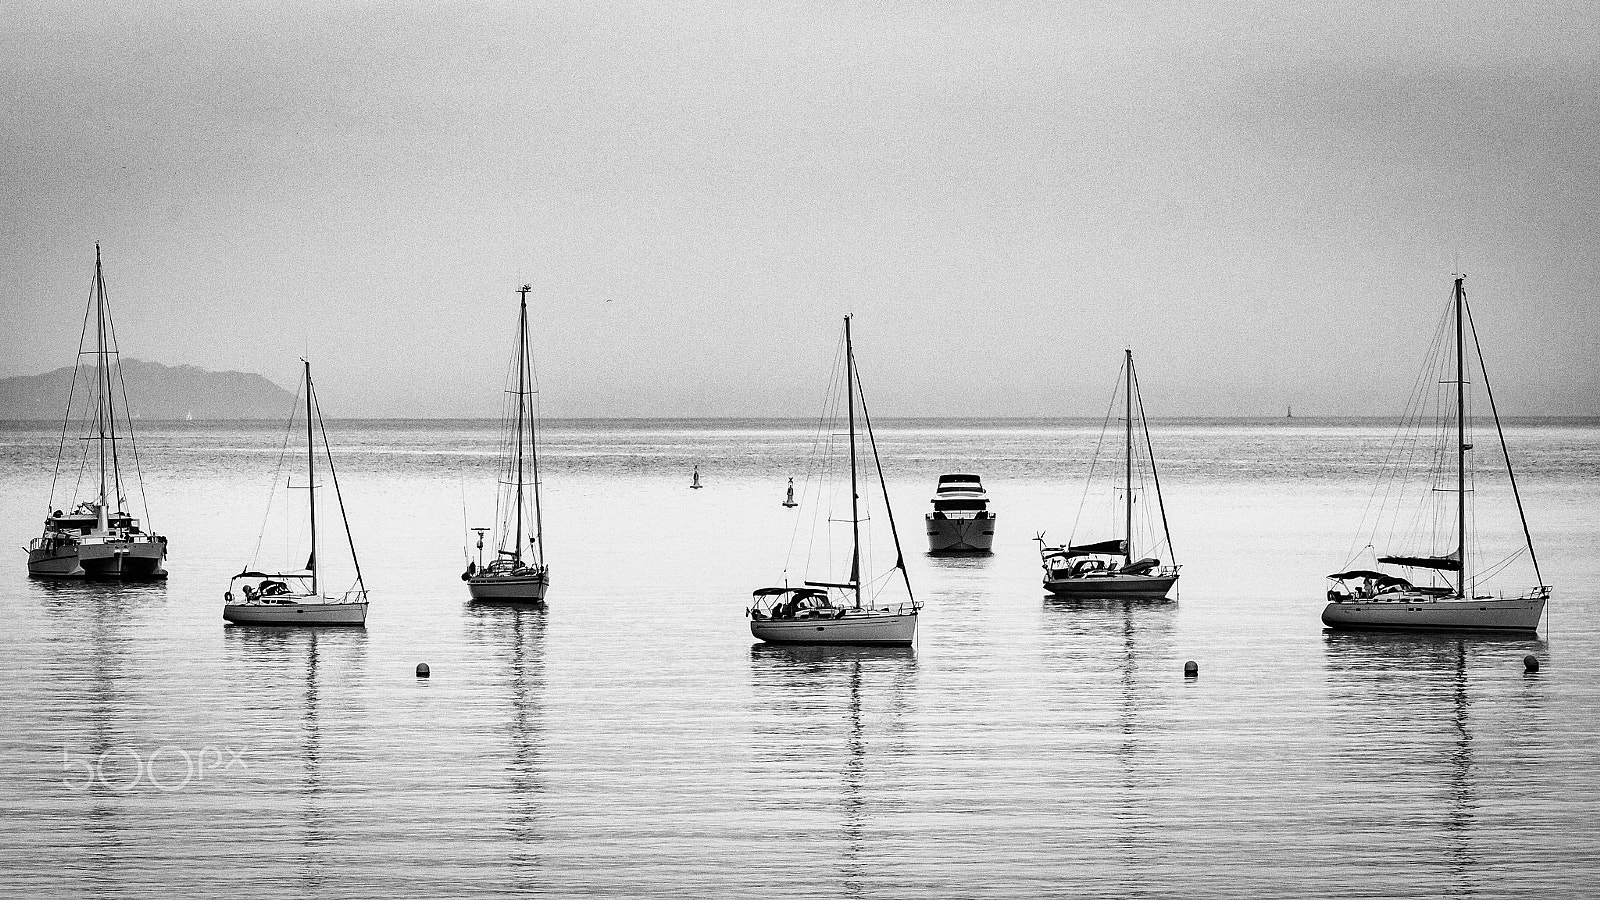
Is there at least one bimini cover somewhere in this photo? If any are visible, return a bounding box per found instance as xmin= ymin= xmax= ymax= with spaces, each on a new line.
xmin=752 ymin=587 xmax=824 ymax=599
xmin=1328 ymin=570 xmax=1412 ymax=588
xmin=1068 ymin=538 xmax=1127 ymax=556
xmin=1378 ymin=550 xmax=1461 ymax=572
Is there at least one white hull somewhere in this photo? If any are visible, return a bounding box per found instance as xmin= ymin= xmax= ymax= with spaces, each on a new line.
xmin=925 ymin=514 xmax=995 ymax=553
xmin=223 ymin=599 xmax=368 ymax=626
xmin=27 ymin=544 xmax=84 ymax=578
xmin=751 ymin=608 xmax=918 ymax=646
xmin=1044 ymin=572 xmax=1178 ymax=599
xmin=1322 ymin=596 xmax=1545 ymax=633
xmin=467 ymin=571 xmax=550 ymax=602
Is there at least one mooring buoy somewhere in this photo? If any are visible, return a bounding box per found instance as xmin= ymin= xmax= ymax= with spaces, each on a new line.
xmin=1523 ymin=655 xmax=1539 ymax=673
xmin=416 ymin=663 xmax=431 ymax=678
xmin=1184 ymin=660 xmax=1198 ymax=678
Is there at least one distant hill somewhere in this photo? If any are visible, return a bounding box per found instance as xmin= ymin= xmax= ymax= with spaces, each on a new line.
xmin=0 ymin=359 xmax=295 ymax=420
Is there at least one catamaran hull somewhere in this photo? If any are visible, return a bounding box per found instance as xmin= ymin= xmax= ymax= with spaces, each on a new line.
xmin=926 ymin=514 xmax=995 ymax=553
xmin=223 ymin=601 xmax=368 ymax=626
xmin=751 ymin=610 xmax=918 ymax=646
xmin=77 ymin=541 xmax=167 ymax=580
xmin=1044 ymin=573 xmax=1178 ymax=599
xmin=1321 ymin=597 xmax=1545 ymax=633
xmin=27 ymin=545 xmax=84 ymax=578
xmin=467 ymin=572 xmax=550 ymax=603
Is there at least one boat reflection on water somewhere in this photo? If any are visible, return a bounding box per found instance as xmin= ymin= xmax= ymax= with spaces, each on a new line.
xmin=1040 ymin=596 xmax=1178 ymax=889
xmin=464 ymin=602 xmax=547 ymax=878
xmin=1322 ymin=630 xmax=1547 ymax=895
xmin=223 ymin=626 xmax=367 ymax=892
xmin=37 ymin=581 xmax=162 ymax=896
xmin=748 ymin=644 xmax=916 ymax=896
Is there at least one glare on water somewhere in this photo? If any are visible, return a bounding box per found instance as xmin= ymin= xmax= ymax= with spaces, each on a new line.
xmin=1 ymin=418 xmax=1597 ymax=898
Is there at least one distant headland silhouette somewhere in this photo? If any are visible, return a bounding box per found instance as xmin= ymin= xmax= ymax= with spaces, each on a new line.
xmin=0 ymin=359 xmax=294 ymax=420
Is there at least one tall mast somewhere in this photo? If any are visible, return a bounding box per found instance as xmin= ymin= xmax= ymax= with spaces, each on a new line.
xmin=513 ymin=285 xmax=529 ymax=564
xmin=305 ymin=359 xmax=318 ymax=596
xmin=1124 ymin=349 xmax=1135 ymax=562
xmin=846 ymin=315 xmax=861 ymax=609
xmin=1454 ymin=276 xmax=1468 ymax=599
xmin=523 ymin=285 xmax=544 ymax=566
xmin=95 ymin=245 xmax=109 ymax=525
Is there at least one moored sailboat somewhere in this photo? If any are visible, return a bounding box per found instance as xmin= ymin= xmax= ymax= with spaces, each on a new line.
xmin=27 ymin=245 xmax=168 ymax=580
xmin=748 ymin=316 xmax=920 ymax=646
xmin=463 ymin=285 xmax=550 ymax=603
xmin=1037 ymin=350 xmax=1180 ymax=599
xmin=223 ymin=359 xmax=368 ymax=626
xmin=1322 ymin=275 xmax=1549 ymax=632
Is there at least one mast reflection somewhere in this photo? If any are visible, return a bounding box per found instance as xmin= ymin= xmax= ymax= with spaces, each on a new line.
xmin=465 ymin=602 xmax=548 ymax=880
xmin=749 ymin=644 xmax=915 ymax=898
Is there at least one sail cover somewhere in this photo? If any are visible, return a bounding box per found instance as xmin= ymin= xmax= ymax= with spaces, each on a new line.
xmin=1378 ymin=551 xmax=1461 ymax=571
xmin=1068 ymin=538 xmax=1127 ymax=556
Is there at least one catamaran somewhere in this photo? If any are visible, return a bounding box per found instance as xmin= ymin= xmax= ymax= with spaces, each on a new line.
xmin=1322 ymin=275 xmax=1549 ymax=632
xmin=27 ymin=245 xmax=168 ymax=580
xmin=748 ymin=316 xmax=921 ymax=646
xmin=223 ymin=360 xmax=368 ymax=626
xmin=1037 ymin=350 xmax=1180 ymax=599
xmin=463 ymin=285 xmax=550 ymax=603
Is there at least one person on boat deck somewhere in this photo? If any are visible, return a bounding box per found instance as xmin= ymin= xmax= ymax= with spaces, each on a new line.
xmin=242 ymin=584 xmax=258 ymax=600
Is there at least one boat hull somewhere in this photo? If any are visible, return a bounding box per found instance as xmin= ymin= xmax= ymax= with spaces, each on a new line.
xmin=26 ymin=543 xmax=84 ymax=578
xmin=925 ymin=514 xmax=995 ymax=553
xmin=223 ymin=600 xmax=368 ymax=626
xmin=1044 ymin=573 xmax=1178 ymax=599
xmin=467 ymin=571 xmax=550 ymax=603
xmin=77 ymin=540 xmax=167 ymax=580
xmin=751 ymin=609 xmax=918 ymax=646
xmin=1321 ymin=596 xmax=1546 ymax=633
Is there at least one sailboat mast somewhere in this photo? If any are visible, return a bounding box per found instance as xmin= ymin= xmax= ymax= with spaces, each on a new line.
xmin=1454 ymin=276 xmax=1468 ymax=599
xmin=846 ymin=315 xmax=861 ymax=610
xmin=523 ymin=286 xmax=544 ymax=566
xmin=305 ymin=359 xmax=318 ymax=596
xmin=95 ymin=246 xmax=109 ymax=520
xmin=514 ymin=286 xmax=528 ymax=565
xmin=1125 ymin=349 xmax=1135 ymax=562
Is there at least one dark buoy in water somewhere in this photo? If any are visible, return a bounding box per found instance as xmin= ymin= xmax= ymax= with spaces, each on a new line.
xmin=416 ymin=663 xmax=431 ymax=679
xmin=1184 ymin=660 xmax=1199 ymax=678
xmin=1523 ymin=655 xmax=1539 ymax=673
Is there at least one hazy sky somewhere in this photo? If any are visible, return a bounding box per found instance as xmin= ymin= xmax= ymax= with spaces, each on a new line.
xmin=3 ymin=1 xmax=1597 ymax=417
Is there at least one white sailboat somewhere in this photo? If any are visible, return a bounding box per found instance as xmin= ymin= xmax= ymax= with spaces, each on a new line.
xmin=27 ymin=245 xmax=168 ymax=580
xmin=223 ymin=359 xmax=369 ymax=626
xmin=463 ymin=285 xmax=550 ymax=603
xmin=1037 ymin=350 xmax=1180 ymax=599
xmin=1322 ymin=275 xmax=1549 ymax=633
xmin=749 ymin=316 xmax=920 ymax=646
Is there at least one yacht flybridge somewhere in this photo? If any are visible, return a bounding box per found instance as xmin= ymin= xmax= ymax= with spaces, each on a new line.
xmin=27 ymin=246 xmax=168 ymax=580
xmin=925 ymin=473 xmax=996 ymax=553
xmin=1322 ymin=275 xmax=1549 ymax=632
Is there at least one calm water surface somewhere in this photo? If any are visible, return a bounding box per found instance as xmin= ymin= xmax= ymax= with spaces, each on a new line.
xmin=1 ymin=418 xmax=1596 ymax=898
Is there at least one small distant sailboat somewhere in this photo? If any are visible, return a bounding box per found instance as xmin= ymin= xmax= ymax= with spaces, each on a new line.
xmin=1037 ymin=349 xmax=1180 ymax=599
xmin=464 ymin=285 xmax=550 ymax=603
xmin=27 ymin=245 xmax=168 ymax=580
xmin=1322 ymin=275 xmax=1549 ymax=632
xmin=691 ymin=466 xmax=704 ymax=489
xmin=1287 ymin=405 xmax=1293 ymax=419
xmin=782 ymin=477 xmax=798 ymax=508
xmin=748 ymin=316 xmax=920 ymax=646
xmin=223 ymin=359 xmax=368 ymax=626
